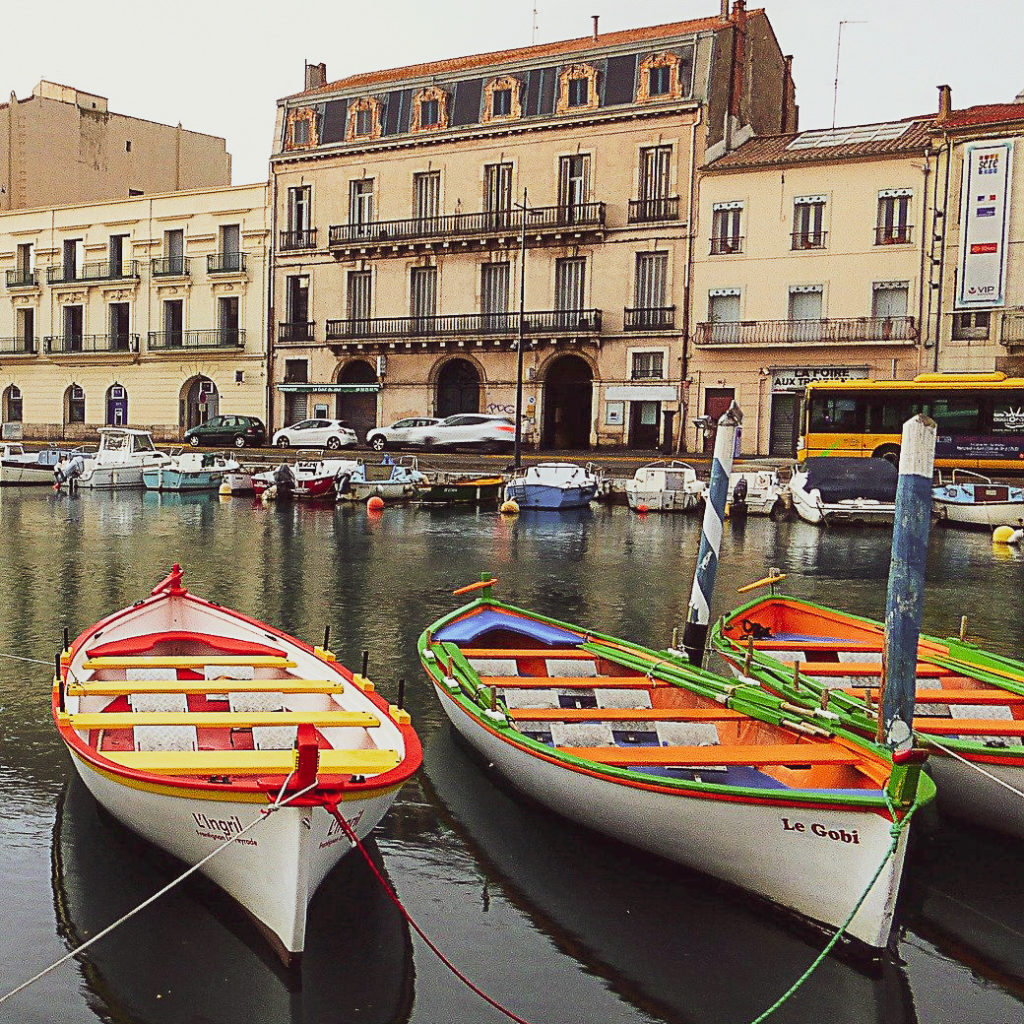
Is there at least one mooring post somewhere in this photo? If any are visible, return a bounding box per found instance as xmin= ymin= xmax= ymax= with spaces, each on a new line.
xmin=882 ymin=414 xmax=937 ymax=755
xmin=683 ymin=401 xmax=742 ymax=666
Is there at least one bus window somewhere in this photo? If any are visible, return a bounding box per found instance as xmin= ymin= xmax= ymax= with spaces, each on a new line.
xmin=927 ymin=395 xmax=980 ymax=434
xmin=867 ymin=394 xmax=916 ymax=433
xmin=808 ymin=395 xmax=862 ymax=432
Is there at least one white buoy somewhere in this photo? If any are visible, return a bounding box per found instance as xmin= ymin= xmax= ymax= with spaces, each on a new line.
xmin=500 ymin=499 xmax=520 ymax=515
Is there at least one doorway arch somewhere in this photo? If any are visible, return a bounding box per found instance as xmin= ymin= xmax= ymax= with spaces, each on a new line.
xmin=105 ymin=382 xmax=128 ymax=426
xmin=2 ymin=384 xmax=23 ymax=423
xmin=335 ymin=360 xmax=378 ymax=441
xmin=180 ymin=376 xmax=219 ymax=431
xmin=435 ymin=358 xmax=480 ymax=417
xmin=541 ymin=354 xmax=593 ymax=449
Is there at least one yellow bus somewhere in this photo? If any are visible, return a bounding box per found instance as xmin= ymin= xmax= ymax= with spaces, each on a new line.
xmin=798 ymin=372 xmax=1024 ymax=470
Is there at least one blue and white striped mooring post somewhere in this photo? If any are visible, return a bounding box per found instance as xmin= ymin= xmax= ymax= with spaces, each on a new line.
xmin=683 ymin=401 xmax=743 ymax=666
xmin=882 ymin=414 xmax=938 ymax=756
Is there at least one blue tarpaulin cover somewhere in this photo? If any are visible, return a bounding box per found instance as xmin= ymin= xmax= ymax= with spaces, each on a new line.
xmin=434 ymin=608 xmax=583 ymax=645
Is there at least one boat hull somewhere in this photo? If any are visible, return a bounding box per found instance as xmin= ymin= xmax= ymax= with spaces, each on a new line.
xmin=504 ymin=482 xmax=596 ymax=510
xmin=434 ymin=683 xmax=907 ymax=949
xmin=934 ymin=498 xmax=1024 ymax=528
xmin=418 ymin=478 xmax=503 ymax=505
xmin=625 ymin=486 xmax=702 ymax=512
xmin=0 ymin=460 xmax=60 ymax=485
xmin=142 ymin=468 xmax=224 ymax=492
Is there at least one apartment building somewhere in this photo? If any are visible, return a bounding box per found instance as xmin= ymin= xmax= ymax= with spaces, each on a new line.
xmin=1 ymin=80 xmax=231 ymax=213
xmin=269 ymin=3 xmax=797 ymax=449
xmin=691 ymin=117 xmax=934 ymax=456
xmin=0 ymin=184 xmax=270 ymax=440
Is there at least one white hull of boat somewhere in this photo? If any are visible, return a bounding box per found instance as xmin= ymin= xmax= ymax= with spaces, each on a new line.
xmin=0 ymin=462 xmax=58 ymax=485
xmin=222 ymin=471 xmax=256 ymax=494
xmin=71 ymin=751 xmax=397 ymax=957
xmin=789 ymin=487 xmax=895 ymax=526
xmin=79 ymin=464 xmax=149 ymax=490
xmin=625 ymin=487 xmax=703 ymax=512
xmin=934 ymin=499 xmax=1024 ymax=528
xmin=929 ymin=754 xmax=1024 ymax=839
xmin=435 ymin=685 xmax=907 ymax=948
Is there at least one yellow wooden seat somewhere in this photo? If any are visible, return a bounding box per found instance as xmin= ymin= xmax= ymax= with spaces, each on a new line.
xmin=94 ymin=747 xmax=402 ymax=776
xmin=69 ymin=710 xmax=381 ymax=730
xmin=66 ymin=679 xmax=345 ymax=697
xmin=82 ymin=655 xmax=297 ymax=670
xmin=558 ymin=743 xmax=862 ymax=767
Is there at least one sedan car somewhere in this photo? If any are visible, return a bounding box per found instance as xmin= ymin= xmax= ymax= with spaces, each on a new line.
xmin=272 ymin=419 xmax=358 ymax=450
xmin=366 ymin=417 xmax=442 ymax=452
xmin=184 ymin=415 xmax=267 ymax=449
xmin=404 ymin=414 xmax=517 ymax=452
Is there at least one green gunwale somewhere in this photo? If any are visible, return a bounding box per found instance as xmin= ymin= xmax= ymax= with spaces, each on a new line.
xmin=418 ymin=594 xmax=936 ymax=812
xmin=711 ymin=593 xmax=1024 ymax=760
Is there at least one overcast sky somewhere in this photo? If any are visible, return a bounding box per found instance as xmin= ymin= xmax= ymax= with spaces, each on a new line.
xmin=6 ymin=1 xmax=1023 ymax=184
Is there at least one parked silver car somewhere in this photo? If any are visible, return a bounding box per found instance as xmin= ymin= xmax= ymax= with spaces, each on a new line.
xmin=404 ymin=414 xmax=517 ymax=452
xmin=366 ymin=417 xmax=442 ymax=452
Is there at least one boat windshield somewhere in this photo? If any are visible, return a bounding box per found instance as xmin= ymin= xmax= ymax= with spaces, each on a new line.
xmin=102 ymin=433 xmax=128 ymax=452
xmin=132 ymin=434 xmax=156 ymax=453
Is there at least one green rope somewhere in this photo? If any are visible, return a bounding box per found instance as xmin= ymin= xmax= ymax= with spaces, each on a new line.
xmin=744 ymin=797 xmax=919 ymax=1024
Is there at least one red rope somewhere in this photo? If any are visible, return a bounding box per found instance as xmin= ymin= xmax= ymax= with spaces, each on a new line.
xmin=325 ymin=804 xmax=534 ymax=1024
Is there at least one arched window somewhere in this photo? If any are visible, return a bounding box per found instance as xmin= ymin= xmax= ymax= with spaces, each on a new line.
xmin=435 ymin=358 xmax=481 ymax=417
xmin=65 ymin=384 xmax=86 ymax=425
xmin=2 ymin=385 xmax=22 ymax=423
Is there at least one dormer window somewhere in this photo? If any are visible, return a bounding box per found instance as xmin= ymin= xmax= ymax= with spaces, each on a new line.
xmin=420 ymin=99 xmax=439 ymax=127
xmin=493 ymin=89 xmax=512 ymax=116
xmin=285 ymin=108 xmax=317 ymax=150
xmin=649 ymin=65 xmax=671 ymax=96
xmin=411 ymin=86 xmax=449 ymax=132
xmin=638 ymin=53 xmax=683 ymax=103
xmin=346 ymin=97 xmax=382 ymax=141
xmin=557 ymin=64 xmax=599 ymax=114
xmin=482 ymin=76 xmax=522 ymax=123
xmin=291 ymin=119 xmax=309 ymax=146
xmin=568 ymin=78 xmax=588 ymax=108
xmin=355 ymin=108 xmax=373 ymax=135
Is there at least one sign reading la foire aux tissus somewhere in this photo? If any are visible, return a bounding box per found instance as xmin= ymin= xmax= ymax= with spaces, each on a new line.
xmin=771 ymin=366 xmax=869 ymax=390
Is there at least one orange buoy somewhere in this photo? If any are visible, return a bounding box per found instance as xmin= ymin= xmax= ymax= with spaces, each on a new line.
xmin=636 ymin=504 xmax=649 ymax=514
xmin=367 ymin=495 xmax=386 ymax=512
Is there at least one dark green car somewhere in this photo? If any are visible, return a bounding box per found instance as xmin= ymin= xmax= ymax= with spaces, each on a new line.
xmin=183 ymin=415 xmax=267 ymax=449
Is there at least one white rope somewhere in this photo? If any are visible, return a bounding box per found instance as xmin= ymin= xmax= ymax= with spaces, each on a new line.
xmin=922 ymin=734 xmax=1024 ymax=803
xmin=0 ymin=778 xmax=319 ymax=1007
xmin=0 ymin=651 xmax=53 ymax=666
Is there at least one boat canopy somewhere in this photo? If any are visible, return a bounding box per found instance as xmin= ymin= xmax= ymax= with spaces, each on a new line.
xmin=803 ymin=457 xmax=897 ymax=503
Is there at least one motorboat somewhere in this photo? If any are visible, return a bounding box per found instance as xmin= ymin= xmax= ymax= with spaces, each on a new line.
xmin=336 ymin=456 xmax=427 ymax=503
xmin=252 ymin=454 xmax=360 ymax=501
xmin=142 ymin=451 xmax=240 ymax=492
xmin=933 ymin=470 xmax=1024 ymax=528
xmin=53 ymin=564 xmax=421 ymax=964
xmin=788 ymin=457 xmax=897 ymax=526
xmin=713 ymin=594 xmax=1024 ymax=840
xmin=59 ymin=428 xmax=172 ymax=491
xmin=504 ymin=462 xmax=599 ymax=510
xmin=0 ymin=442 xmax=91 ymax=485
xmin=728 ymin=469 xmax=785 ymax=517
xmin=625 ymin=461 xmax=706 ymax=513
xmin=419 ymin=582 xmax=933 ymax=951
xmin=416 ymin=471 xmax=505 ymax=505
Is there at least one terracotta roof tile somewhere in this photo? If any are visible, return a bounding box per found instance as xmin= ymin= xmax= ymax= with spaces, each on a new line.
xmin=939 ymin=103 xmax=1024 ymax=129
xmin=707 ymin=117 xmax=935 ymax=171
xmin=287 ymin=12 xmax=752 ymax=99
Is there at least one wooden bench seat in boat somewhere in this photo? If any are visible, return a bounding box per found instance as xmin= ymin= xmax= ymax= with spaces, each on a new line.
xmin=477 ymin=676 xmax=657 ymax=689
xmin=789 ymin=661 xmax=950 ymax=677
xmin=840 ymin=687 xmax=1024 ymax=704
xmin=82 ymin=655 xmax=297 ymax=670
xmin=66 ymin=679 xmax=345 ymax=697
xmin=68 ymin=710 xmax=380 ymax=730
xmin=739 ymin=639 xmax=882 ymax=653
xmin=509 ymin=707 xmax=747 ymax=722
xmin=556 ymin=743 xmax=861 ymax=767
xmin=913 ymin=718 xmax=1024 ymax=736
xmin=96 ymin=747 xmax=402 ymax=775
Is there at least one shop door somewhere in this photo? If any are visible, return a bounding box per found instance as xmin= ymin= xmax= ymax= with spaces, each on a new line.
xmin=769 ymin=392 xmax=801 ymax=458
xmin=628 ymin=401 xmax=661 ymax=449
xmin=702 ymin=388 xmax=734 ymax=455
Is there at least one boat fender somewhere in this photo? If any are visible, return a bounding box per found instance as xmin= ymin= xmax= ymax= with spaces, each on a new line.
xmin=442 ymin=676 xmax=460 ymax=691
xmin=292 ymin=723 xmax=320 ymax=789
xmin=482 ymin=709 xmax=507 ymax=724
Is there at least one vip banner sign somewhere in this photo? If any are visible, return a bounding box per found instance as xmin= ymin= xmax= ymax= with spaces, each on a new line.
xmin=956 ymin=140 xmax=1014 ymax=308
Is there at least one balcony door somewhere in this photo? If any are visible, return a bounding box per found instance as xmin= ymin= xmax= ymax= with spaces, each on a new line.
xmin=413 ymin=171 xmax=441 ymax=225
xmin=109 ymin=302 xmax=130 ymax=351
xmin=558 ymin=155 xmax=590 ymax=222
xmin=219 ymin=296 xmax=240 ymax=346
xmin=410 ymin=266 xmax=437 ymax=332
xmin=555 ymin=257 xmax=586 ymax=327
xmin=163 ymin=299 xmax=184 ymax=347
xmin=639 ymin=146 xmax=671 ymax=212
xmin=484 ymin=162 xmax=513 ymax=228
xmin=63 ymin=305 xmax=84 ymax=351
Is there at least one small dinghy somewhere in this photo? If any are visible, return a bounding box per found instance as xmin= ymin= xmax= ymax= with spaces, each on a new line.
xmin=933 ymin=470 xmax=1024 ymax=528
xmin=625 ymin=461 xmax=706 ymax=513
xmin=416 ymin=471 xmax=505 ymax=506
xmin=420 ymin=580 xmax=932 ymax=951
xmin=53 ymin=565 xmax=421 ymax=964
xmin=713 ymin=594 xmax=1024 ymax=839
xmin=728 ymin=469 xmax=785 ymax=517
xmin=504 ymin=462 xmax=599 ymax=510
xmin=788 ymin=457 xmax=897 ymax=526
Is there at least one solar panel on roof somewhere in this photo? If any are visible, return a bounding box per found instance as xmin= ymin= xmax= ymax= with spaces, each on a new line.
xmin=787 ymin=122 xmax=910 ymax=151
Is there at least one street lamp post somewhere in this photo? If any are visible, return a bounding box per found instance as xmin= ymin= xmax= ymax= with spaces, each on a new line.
xmin=513 ymin=187 xmax=528 ymax=469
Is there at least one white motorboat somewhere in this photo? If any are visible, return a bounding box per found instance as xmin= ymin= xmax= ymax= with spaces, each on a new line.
xmin=143 ymin=451 xmax=241 ymax=492
xmin=788 ymin=457 xmax=897 ymax=526
xmin=336 ymin=456 xmax=427 ymax=503
xmin=728 ymin=469 xmax=785 ymax=517
xmin=253 ymin=455 xmax=361 ymax=501
xmin=0 ymin=443 xmax=90 ymax=485
xmin=60 ymin=428 xmax=173 ymax=490
xmin=933 ymin=470 xmax=1024 ymax=528
xmin=625 ymin=461 xmax=706 ymax=512
xmin=504 ymin=462 xmax=599 ymax=510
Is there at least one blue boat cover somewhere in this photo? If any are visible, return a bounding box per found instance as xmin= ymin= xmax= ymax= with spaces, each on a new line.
xmin=434 ymin=608 xmax=584 ymax=645
xmin=804 ymin=457 xmax=897 ymax=503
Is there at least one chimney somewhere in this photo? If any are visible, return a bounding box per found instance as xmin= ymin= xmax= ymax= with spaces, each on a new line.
xmin=304 ymin=62 xmax=327 ymax=91
xmin=720 ymin=0 xmax=729 ymax=20
xmin=937 ymin=84 xmax=952 ymax=122
xmin=731 ymin=0 xmax=747 ymax=26
xmin=592 ymin=15 xmax=599 ymax=41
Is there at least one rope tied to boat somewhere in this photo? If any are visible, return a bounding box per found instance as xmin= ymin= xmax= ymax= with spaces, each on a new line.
xmin=324 ymin=802 xmax=536 ymax=1024
xmin=0 ymin=777 xmax=319 ymax=1008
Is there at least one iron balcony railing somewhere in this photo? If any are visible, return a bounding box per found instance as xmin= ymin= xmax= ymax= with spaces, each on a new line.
xmin=874 ymin=225 xmax=914 ymax=245
xmin=278 ymin=321 xmax=316 ymax=342
xmin=46 ymin=260 xmax=140 ymax=284
xmin=5 ymin=269 xmax=38 ymax=288
xmin=627 ymin=197 xmax=680 ymax=224
xmin=0 ymin=336 xmax=37 ymax=354
xmin=45 ymin=333 xmax=139 ymax=354
xmin=207 ymin=252 xmax=247 ymax=274
xmin=694 ymin=316 xmax=917 ymax=346
xmin=151 ymin=256 xmax=191 ymax=277
xmin=1001 ymin=314 xmax=1024 ymax=346
xmin=279 ymin=228 xmax=317 ymax=251
xmin=624 ymin=306 xmax=676 ymax=331
xmin=328 ymin=202 xmax=606 ymax=248
xmin=710 ymin=235 xmax=744 ymax=255
xmin=791 ymin=231 xmax=828 ymax=251
xmin=325 ymin=309 xmax=602 ymax=340
xmin=147 ymin=329 xmax=245 ymax=350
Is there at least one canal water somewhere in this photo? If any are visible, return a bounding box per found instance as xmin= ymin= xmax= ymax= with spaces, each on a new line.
xmin=1 ymin=488 xmax=1023 ymax=1024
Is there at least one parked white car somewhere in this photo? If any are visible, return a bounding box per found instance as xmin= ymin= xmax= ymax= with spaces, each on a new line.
xmin=272 ymin=419 xmax=358 ymax=450
xmin=366 ymin=417 xmax=442 ymax=452
xmin=404 ymin=414 xmax=517 ymax=452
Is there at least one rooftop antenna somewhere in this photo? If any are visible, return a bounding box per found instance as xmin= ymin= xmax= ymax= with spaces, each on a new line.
xmin=832 ymin=19 xmax=867 ymax=129
xmin=532 ymin=5 xmax=539 ymax=44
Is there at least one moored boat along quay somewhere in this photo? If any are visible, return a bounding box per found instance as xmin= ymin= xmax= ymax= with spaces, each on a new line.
xmin=1 ymin=485 xmax=1023 ymax=1023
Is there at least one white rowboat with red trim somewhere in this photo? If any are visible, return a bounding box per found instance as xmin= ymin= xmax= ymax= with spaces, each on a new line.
xmin=53 ymin=564 xmax=421 ymax=964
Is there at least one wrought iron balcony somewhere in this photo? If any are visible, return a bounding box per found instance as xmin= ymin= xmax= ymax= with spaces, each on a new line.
xmin=627 ymin=197 xmax=680 ymax=224
xmin=1001 ymin=313 xmax=1024 ymax=347
xmin=147 ymin=329 xmax=245 ymax=350
xmin=279 ymin=229 xmax=317 ymax=251
xmin=325 ymin=309 xmax=602 ymax=341
xmin=710 ymin=236 xmax=744 ymax=255
xmin=45 ymin=333 xmax=139 ymax=354
xmin=0 ymin=336 xmax=37 ymax=354
xmin=624 ymin=306 xmax=676 ymax=331
xmin=328 ymin=202 xmax=606 ymax=251
xmin=152 ymin=256 xmax=190 ymax=277
xmin=790 ymin=232 xmax=827 ymax=251
xmin=694 ymin=316 xmax=917 ymax=347
xmin=874 ymin=225 xmax=914 ymax=245
xmin=207 ymin=252 xmax=247 ymax=274
xmin=5 ymin=269 xmax=38 ymax=289
xmin=46 ymin=260 xmax=140 ymax=284
xmin=278 ymin=321 xmax=316 ymax=343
